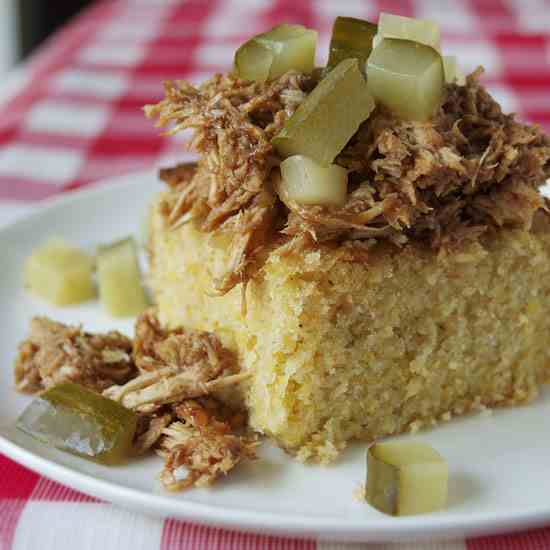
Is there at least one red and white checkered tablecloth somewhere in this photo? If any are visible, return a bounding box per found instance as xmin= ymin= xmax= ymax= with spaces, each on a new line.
xmin=1 ymin=1 xmax=550 ymax=548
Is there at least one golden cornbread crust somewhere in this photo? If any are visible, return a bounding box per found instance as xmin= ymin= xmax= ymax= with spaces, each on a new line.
xmin=150 ymin=196 xmax=550 ymax=461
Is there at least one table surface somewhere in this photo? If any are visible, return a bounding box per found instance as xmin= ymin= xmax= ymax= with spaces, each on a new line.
xmin=1 ymin=1 xmax=550 ymax=548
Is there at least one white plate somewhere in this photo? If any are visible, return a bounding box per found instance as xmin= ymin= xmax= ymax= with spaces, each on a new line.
xmin=2 ymin=170 xmax=550 ymax=543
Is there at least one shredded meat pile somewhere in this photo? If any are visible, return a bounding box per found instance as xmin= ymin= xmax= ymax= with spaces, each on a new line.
xmin=146 ymin=68 xmax=550 ymax=293
xmin=105 ymin=310 xmax=249 ymax=413
xmin=159 ymin=398 xmax=258 ymax=491
xmin=145 ymin=71 xmax=311 ymax=292
xmin=14 ymin=317 xmax=134 ymax=393
xmin=15 ymin=312 xmax=256 ymax=490
xmin=132 ymin=308 xmax=234 ymax=373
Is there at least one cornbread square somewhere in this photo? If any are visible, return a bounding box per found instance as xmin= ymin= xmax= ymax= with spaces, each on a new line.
xmin=150 ymin=197 xmax=550 ymax=461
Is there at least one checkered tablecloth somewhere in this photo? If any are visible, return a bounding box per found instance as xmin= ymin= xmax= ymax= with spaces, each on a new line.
xmin=1 ymin=0 xmax=550 ymax=548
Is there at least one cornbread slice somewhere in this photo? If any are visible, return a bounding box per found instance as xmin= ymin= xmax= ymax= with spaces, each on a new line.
xmin=150 ymin=198 xmax=550 ymax=461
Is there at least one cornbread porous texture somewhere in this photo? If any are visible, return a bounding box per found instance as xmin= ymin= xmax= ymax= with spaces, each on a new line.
xmin=150 ymin=198 xmax=550 ymax=461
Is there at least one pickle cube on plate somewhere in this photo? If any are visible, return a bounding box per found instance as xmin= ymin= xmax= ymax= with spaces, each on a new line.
xmin=97 ymin=237 xmax=149 ymax=318
xmin=24 ymin=238 xmax=96 ymax=306
xmin=17 ymin=382 xmax=138 ymax=464
xmin=366 ymin=441 xmax=448 ymax=516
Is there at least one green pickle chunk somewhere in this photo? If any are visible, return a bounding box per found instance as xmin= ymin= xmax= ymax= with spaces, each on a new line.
xmin=234 ymin=39 xmax=274 ymax=83
xmin=366 ymin=38 xmax=444 ymax=121
xmin=17 ymin=382 xmax=138 ymax=464
xmin=278 ymin=155 xmax=348 ymax=207
xmin=375 ymin=12 xmax=441 ymax=51
xmin=327 ymin=16 xmax=377 ymax=71
xmin=443 ymin=55 xmax=465 ymax=85
xmin=272 ymin=58 xmax=375 ymax=165
xmin=97 ymin=237 xmax=149 ymax=318
xmin=234 ymin=23 xmax=317 ymax=83
xmin=366 ymin=441 xmax=448 ymax=516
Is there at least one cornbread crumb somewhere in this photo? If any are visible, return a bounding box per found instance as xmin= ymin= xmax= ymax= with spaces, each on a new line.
xmin=296 ymin=432 xmax=343 ymax=464
xmin=150 ymin=198 xmax=550 ymax=459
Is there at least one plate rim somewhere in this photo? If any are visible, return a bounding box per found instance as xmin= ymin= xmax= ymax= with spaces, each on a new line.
xmin=3 ymin=431 xmax=550 ymax=542
xmin=2 ymin=171 xmax=550 ymax=541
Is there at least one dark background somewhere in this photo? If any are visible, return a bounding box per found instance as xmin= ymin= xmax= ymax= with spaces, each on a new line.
xmin=18 ymin=0 xmax=93 ymax=60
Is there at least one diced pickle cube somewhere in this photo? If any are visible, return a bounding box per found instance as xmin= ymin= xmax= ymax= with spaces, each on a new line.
xmin=234 ymin=23 xmax=317 ymax=83
xmin=278 ymin=155 xmax=348 ymax=207
xmin=24 ymin=238 xmax=96 ymax=306
xmin=443 ymin=55 xmax=466 ymax=85
xmin=97 ymin=237 xmax=149 ymax=318
xmin=375 ymin=12 xmax=441 ymax=51
xmin=327 ymin=16 xmax=377 ymax=71
xmin=272 ymin=58 xmax=375 ymax=165
xmin=366 ymin=441 xmax=448 ymax=516
xmin=17 ymin=382 xmax=138 ymax=464
xmin=234 ymin=39 xmax=274 ymax=83
xmin=366 ymin=39 xmax=444 ymax=121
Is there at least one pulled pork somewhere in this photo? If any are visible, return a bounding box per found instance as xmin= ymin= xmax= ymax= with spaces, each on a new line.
xmin=104 ymin=364 xmax=250 ymax=413
xmin=104 ymin=309 xmax=255 ymax=487
xmin=146 ymin=68 xmax=550 ymax=292
xmin=15 ymin=312 xmax=256 ymax=491
xmin=105 ymin=308 xmax=249 ymax=412
xmin=158 ymin=398 xmax=258 ymax=491
xmin=145 ymin=71 xmax=310 ymax=292
xmin=132 ymin=308 xmax=235 ymax=374
xmin=134 ymin=411 xmax=174 ymax=455
xmin=14 ymin=317 xmax=135 ymax=394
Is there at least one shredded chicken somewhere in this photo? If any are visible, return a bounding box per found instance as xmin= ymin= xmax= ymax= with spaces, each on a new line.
xmin=132 ymin=308 xmax=235 ymax=374
xmin=14 ymin=317 xmax=135 ymax=394
xmin=134 ymin=411 xmax=173 ymax=455
xmin=106 ymin=311 xmax=256 ymax=488
xmin=106 ymin=308 xmax=250 ymax=410
xmin=147 ymin=68 xmax=550 ymax=292
xmin=104 ymin=365 xmax=251 ymax=412
xmin=14 ymin=312 xmax=257 ymax=491
xmin=158 ymin=398 xmax=258 ymax=491
xmin=146 ymin=71 xmax=311 ymax=291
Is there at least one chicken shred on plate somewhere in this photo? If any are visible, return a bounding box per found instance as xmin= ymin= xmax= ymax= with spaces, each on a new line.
xmin=14 ymin=311 xmax=257 ymax=491
xmin=14 ymin=316 xmax=135 ymax=394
